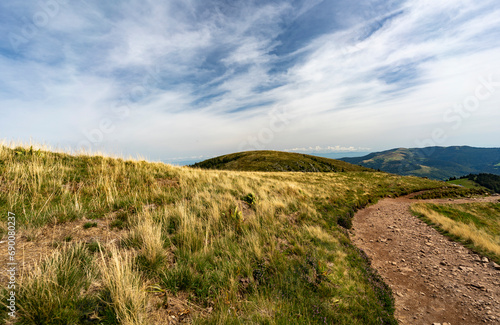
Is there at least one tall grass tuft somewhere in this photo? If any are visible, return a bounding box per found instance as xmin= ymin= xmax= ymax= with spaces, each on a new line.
xmin=99 ymin=245 xmax=148 ymax=325
xmin=14 ymin=243 xmax=97 ymax=324
xmin=127 ymin=211 xmax=167 ymax=275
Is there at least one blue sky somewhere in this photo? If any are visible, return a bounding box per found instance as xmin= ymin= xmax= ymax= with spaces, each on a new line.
xmin=1 ymin=0 xmax=499 ymax=162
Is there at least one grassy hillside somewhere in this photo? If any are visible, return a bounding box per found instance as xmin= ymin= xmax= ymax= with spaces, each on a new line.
xmin=450 ymin=173 xmax=500 ymax=194
xmin=412 ymin=202 xmax=500 ymax=264
xmin=447 ymin=178 xmax=489 ymax=190
xmin=191 ymin=150 xmax=373 ymax=172
xmin=340 ymin=146 xmax=500 ymax=180
xmin=0 ymin=145 xmax=448 ymax=324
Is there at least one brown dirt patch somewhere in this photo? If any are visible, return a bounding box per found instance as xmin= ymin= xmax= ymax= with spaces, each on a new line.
xmin=156 ymin=177 xmax=180 ymax=188
xmin=148 ymin=290 xmax=210 ymax=324
xmin=238 ymin=200 xmax=255 ymax=220
xmin=0 ymin=176 xmax=8 ymax=193
xmin=61 ymin=181 xmax=84 ymax=193
xmin=0 ymin=217 xmax=126 ymax=286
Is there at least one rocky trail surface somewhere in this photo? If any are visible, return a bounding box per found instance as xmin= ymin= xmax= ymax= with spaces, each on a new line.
xmin=351 ymin=195 xmax=500 ymax=325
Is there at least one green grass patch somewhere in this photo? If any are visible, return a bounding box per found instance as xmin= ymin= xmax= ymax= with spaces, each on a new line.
xmin=426 ymin=203 xmax=500 ymax=233
xmin=447 ymin=179 xmax=488 ymax=190
xmin=242 ymin=192 xmax=258 ymax=205
xmin=411 ymin=187 xmax=488 ymax=199
xmin=9 ymin=244 xmax=100 ymax=324
xmin=412 ymin=202 xmax=500 ymax=264
xmin=83 ymin=221 xmax=98 ymax=229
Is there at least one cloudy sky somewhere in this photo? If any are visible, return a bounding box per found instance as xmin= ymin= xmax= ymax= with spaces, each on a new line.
xmin=1 ymin=0 xmax=499 ymax=162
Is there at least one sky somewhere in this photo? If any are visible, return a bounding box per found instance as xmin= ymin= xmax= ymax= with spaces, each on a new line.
xmin=1 ymin=0 xmax=499 ymax=162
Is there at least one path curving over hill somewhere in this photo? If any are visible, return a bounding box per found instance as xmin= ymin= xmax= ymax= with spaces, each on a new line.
xmin=351 ymin=195 xmax=500 ymax=324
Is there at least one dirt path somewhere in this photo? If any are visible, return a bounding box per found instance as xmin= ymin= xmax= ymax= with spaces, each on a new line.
xmin=351 ymin=196 xmax=500 ymax=325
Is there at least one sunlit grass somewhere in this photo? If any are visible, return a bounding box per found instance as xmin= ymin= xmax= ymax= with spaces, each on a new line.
xmin=412 ymin=202 xmax=500 ymax=263
xmin=8 ymin=243 xmax=98 ymax=324
xmin=447 ymin=178 xmax=488 ymax=190
xmin=0 ymin=143 xmax=449 ymax=324
xmin=99 ymin=246 xmax=148 ymax=325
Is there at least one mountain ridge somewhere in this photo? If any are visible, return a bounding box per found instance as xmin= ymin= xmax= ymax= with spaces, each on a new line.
xmin=339 ymin=146 xmax=500 ymax=180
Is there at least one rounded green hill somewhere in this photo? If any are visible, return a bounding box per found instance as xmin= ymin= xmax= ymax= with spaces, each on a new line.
xmin=191 ymin=150 xmax=373 ymax=172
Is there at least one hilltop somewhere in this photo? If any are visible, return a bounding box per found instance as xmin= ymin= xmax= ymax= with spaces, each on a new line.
xmin=339 ymin=146 xmax=500 ymax=180
xmin=0 ymin=144 xmax=449 ymax=324
xmin=191 ymin=150 xmax=372 ymax=172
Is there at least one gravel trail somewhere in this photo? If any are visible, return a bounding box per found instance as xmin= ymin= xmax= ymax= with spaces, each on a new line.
xmin=351 ymin=196 xmax=500 ymax=325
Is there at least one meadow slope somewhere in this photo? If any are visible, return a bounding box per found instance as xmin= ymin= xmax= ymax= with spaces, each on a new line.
xmin=0 ymin=145 xmax=447 ymax=324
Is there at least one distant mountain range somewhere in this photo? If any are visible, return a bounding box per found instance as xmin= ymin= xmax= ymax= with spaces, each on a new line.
xmin=339 ymin=146 xmax=500 ymax=180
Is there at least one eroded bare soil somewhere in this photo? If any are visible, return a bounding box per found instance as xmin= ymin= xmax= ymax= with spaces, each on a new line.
xmin=351 ymin=196 xmax=500 ymax=325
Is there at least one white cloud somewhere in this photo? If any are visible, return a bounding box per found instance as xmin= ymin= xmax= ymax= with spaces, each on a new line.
xmin=1 ymin=0 xmax=499 ymax=159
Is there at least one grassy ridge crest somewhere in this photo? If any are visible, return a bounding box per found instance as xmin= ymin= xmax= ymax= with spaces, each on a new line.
xmin=191 ymin=150 xmax=373 ymax=172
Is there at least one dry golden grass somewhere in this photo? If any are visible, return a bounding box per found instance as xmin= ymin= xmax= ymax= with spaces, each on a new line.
xmin=412 ymin=203 xmax=500 ymax=260
xmin=8 ymin=243 xmax=97 ymax=323
xmin=99 ymin=245 xmax=148 ymax=325
xmin=0 ymin=143 xmax=449 ymax=324
xmin=127 ymin=210 xmax=167 ymax=270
